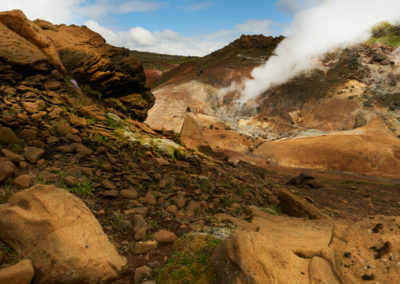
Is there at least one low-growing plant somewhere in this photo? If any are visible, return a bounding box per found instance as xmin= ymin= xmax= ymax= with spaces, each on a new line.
xmin=261 ymin=204 xmax=281 ymax=216
xmin=69 ymin=177 xmax=95 ymax=197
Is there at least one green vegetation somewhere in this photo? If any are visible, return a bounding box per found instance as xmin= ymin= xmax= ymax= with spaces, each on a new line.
xmin=83 ymin=85 xmax=102 ymax=100
xmin=110 ymin=211 xmax=132 ymax=233
xmin=155 ymin=234 xmax=221 ymax=284
xmin=368 ymin=22 xmax=400 ymax=47
xmin=0 ymin=186 xmax=17 ymax=204
xmin=69 ymin=177 xmax=95 ymax=197
xmin=261 ymin=204 xmax=281 ymax=216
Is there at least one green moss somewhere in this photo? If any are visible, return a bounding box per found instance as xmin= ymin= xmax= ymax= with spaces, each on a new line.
xmin=83 ymin=85 xmax=102 ymax=100
xmin=367 ymin=22 xmax=400 ymax=47
xmin=155 ymin=234 xmax=221 ymax=284
xmin=261 ymin=204 xmax=281 ymax=216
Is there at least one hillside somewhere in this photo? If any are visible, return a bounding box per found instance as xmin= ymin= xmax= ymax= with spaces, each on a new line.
xmin=367 ymin=22 xmax=400 ymax=47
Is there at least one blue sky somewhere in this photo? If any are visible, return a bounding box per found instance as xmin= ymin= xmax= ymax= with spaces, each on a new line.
xmin=0 ymin=0 xmax=316 ymax=55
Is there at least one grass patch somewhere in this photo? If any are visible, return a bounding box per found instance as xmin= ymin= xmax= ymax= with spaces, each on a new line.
xmin=156 ymin=234 xmax=221 ymax=284
xmin=261 ymin=204 xmax=281 ymax=216
xmin=68 ymin=177 xmax=95 ymax=197
xmin=0 ymin=185 xmax=17 ymax=204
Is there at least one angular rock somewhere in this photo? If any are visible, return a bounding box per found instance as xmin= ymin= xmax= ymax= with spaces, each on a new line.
xmin=0 ymin=185 xmax=126 ymax=283
xmin=134 ymin=241 xmax=157 ymax=255
xmin=153 ymin=230 xmax=177 ymax=245
xmin=64 ymin=176 xmax=78 ymax=187
xmin=0 ymin=127 xmax=18 ymax=144
xmin=278 ymin=189 xmax=332 ymax=220
xmin=0 ymin=163 xmax=14 ymax=183
xmin=1 ymin=149 xmax=24 ymax=163
xmin=133 ymin=214 xmax=148 ymax=241
xmin=23 ymin=147 xmax=45 ymax=163
xmin=180 ymin=114 xmax=213 ymax=155
xmin=103 ymin=190 xmax=119 ymax=198
xmin=13 ymin=175 xmax=31 ymax=189
xmin=0 ymin=259 xmax=34 ymax=284
xmin=102 ymin=179 xmax=117 ymax=191
xmin=120 ymin=189 xmax=138 ymax=200
xmin=134 ymin=266 xmax=152 ymax=284
xmin=19 ymin=129 xmax=37 ymax=141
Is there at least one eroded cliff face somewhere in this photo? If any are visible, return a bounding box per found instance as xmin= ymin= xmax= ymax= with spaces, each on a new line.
xmin=0 ymin=10 xmax=154 ymax=121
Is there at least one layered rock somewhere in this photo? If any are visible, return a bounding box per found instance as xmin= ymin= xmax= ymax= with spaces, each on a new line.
xmin=0 ymin=185 xmax=126 ymax=283
xmin=0 ymin=10 xmax=154 ymax=121
xmin=213 ymin=210 xmax=400 ymax=284
xmin=35 ymin=19 xmax=155 ymax=120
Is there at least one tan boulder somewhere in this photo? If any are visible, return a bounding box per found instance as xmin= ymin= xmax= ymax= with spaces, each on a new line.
xmin=213 ymin=211 xmax=400 ymax=284
xmin=180 ymin=114 xmax=213 ymax=155
xmin=0 ymin=10 xmax=65 ymax=73
xmin=0 ymin=127 xmax=18 ymax=144
xmin=13 ymin=175 xmax=31 ymax=189
xmin=0 ymin=185 xmax=126 ymax=283
xmin=0 ymin=259 xmax=34 ymax=284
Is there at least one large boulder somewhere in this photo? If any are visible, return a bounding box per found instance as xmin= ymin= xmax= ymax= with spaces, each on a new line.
xmin=213 ymin=210 xmax=400 ymax=284
xmin=36 ymin=21 xmax=155 ymax=120
xmin=0 ymin=185 xmax=126 ymax=283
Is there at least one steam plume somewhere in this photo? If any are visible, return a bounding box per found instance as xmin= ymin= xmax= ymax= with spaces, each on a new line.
xmin=241 ymin=0 xmax=400 ymax=101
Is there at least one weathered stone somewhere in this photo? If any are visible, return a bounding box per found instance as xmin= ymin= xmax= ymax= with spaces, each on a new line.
xmin=278 ymin=189 xmax=332 ymax=220
xmin=153 ymin=230 xmax=177 ymax=245
xmin=134 ymin=266 xmax=152 ymax=284
xmin=180 ymin=114 xmax=213 ymax=155
xmin=1 ymin=149 xmax=24 ymax=163
xmin=102 ymin=179 xmax=117 ymax=190
xmin=19 ymin=129 xmax=37 ymax=141
xmin=0 ymin=185 xmax=126 ymax=283
xmin=23 ymin=147 xmax=45 ymax=163
xmin=134 ymin=241 xmax=157 ymax=254
xmin=0 ymin=127 xmax=18 ymax=144
xmin=120 ymin=189 xmax=138 ymax=199
xmin=133 ymin=214 xmax=148 ymax=241
xmin=0 ymin=163 xmax=14 ymax=183
xmin=103 ymin=190 xmax=119 ymax=198
xmin=0 ymin=259 xmax=34 ymax=284
xmin=64 ymin=176 xmax=78 ymax=187
xmin=13 ymin=175 xmax=31 ymax=189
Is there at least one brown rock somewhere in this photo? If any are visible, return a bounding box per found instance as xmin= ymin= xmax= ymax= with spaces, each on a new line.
xmin=278 ymin=188 xmax=332 ymax=220
xmin=19 ymin=129 xmax=37 ymax=141
xmin=103 ymin=190 xmax=119 ymax=198
xmin=102 ymin=179 xmax=117 ymax=190
xmin=155 ymin=157 xmax=169 ymax=166
xmin=124 ymin=207 xmax=148 ymax=216
xmin=0 ymin=259 xmax=34 ymax=284
xmin=153 ymin=230 xmax=177 ymax=245
xmin=141 ymin=192 xmax=156 ymax=205
xmin=166 ymin=205 xmax=177 ymax=214
xmin=101 ymin=162 xmax=113 ymax=171
xmin=52 ymin=119 xmax=72 ymax=136
xmin=1 ymin=149 xmax=24 ymax=162
xmin=13 ymin=175 xmax=31 ymax=189
xmin=133 ymin=214 xmax=148 ymax=241
xmin=134 ymin=241 xmax=157 ymax=254
xmin=134 ymin=266 xmax=152 ymax=284
xmin=185 ymin=200 xmax=200 ymax=220
xmin=23 ymin=147 xmax=45 ymax=163
xmin=64 ymin=176 xmax=79 ymax=187
xmin=0 ymin=163 xmax=14 ymax=183
xmin=0 ymin=185 xmax=126 ymax=283
xmin=0 ymin=127 xmax=18 ymax=144
xmin=120 ymin=189 xmax=138 ymax=199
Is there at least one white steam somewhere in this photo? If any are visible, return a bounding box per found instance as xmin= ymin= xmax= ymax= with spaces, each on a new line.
xmin=241 ymin=0 xmax=400 ymax=101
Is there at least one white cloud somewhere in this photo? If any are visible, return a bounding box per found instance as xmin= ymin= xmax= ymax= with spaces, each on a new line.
xmin=0 ymin=0 xmax=167 ymax=23
xmin=0 ymin=0 xmax=84 ymax=24
xmin=242 ymin=0 xmax=400 ymax=102
xmin=85 ymin=18 xmax=276 ymax=56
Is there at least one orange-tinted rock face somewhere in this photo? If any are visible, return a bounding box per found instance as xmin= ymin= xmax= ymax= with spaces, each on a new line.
xmin=36 ymin=22 xmax=154 ymax=121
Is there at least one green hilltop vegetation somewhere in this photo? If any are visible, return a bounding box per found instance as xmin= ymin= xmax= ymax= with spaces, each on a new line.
xmin=367 ymin=21 xmax=400 ymax=47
